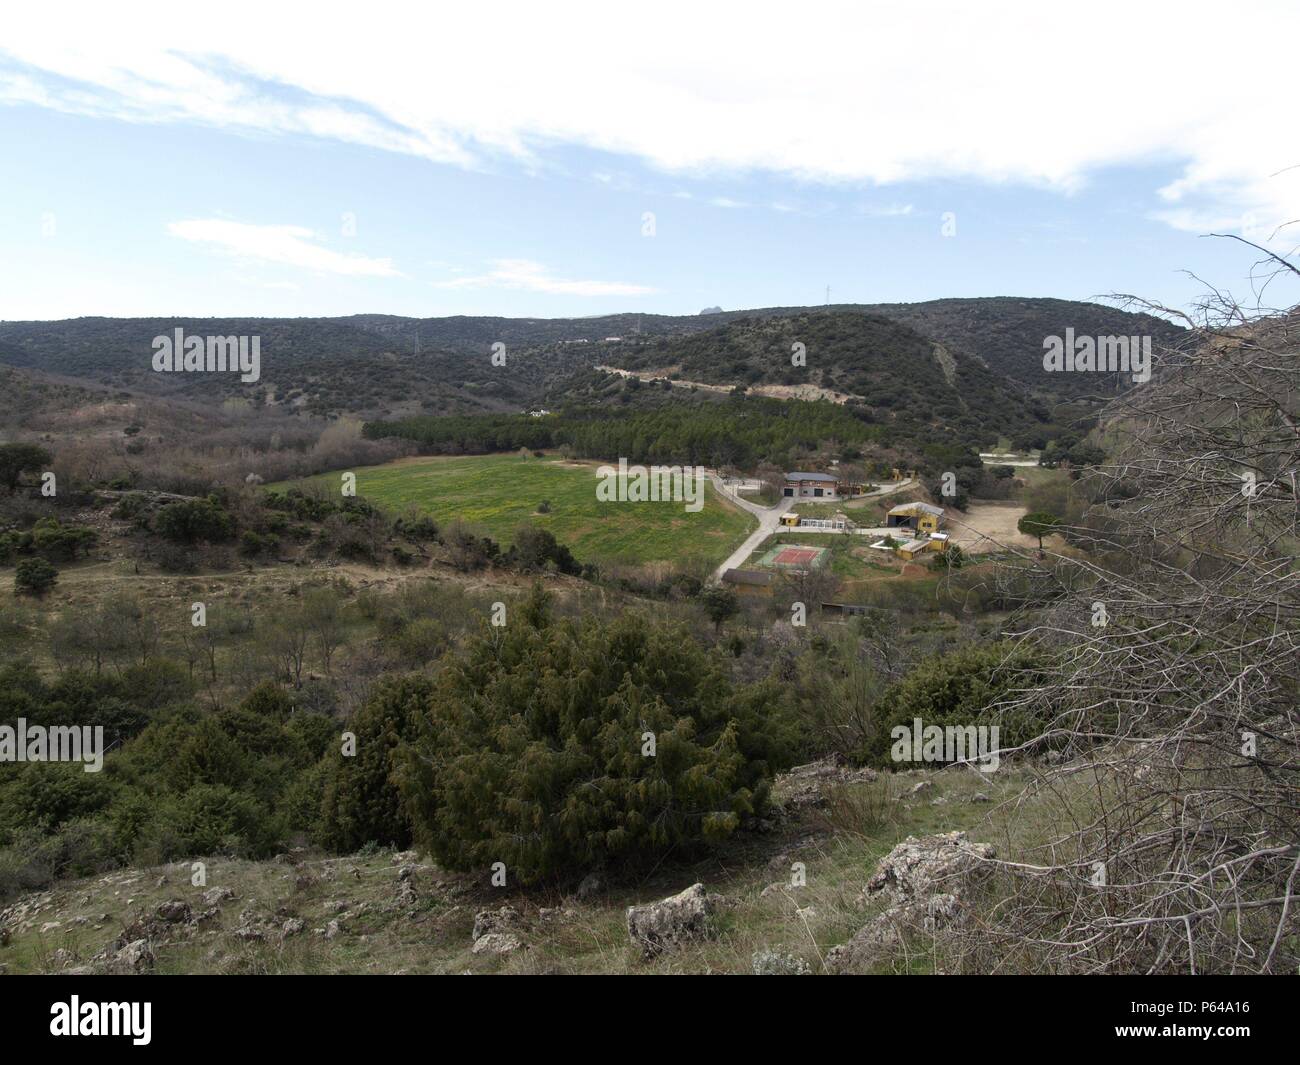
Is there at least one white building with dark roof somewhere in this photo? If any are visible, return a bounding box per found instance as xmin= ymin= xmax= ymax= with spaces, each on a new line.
xmin=783 ymin=471 xmax=855 ymax=499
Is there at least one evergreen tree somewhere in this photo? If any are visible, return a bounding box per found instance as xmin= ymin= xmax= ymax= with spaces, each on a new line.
xmin=318 ymin=674 xmax=432 ymax=851
xmin=397 ymin=611 xmax=793 ymax=884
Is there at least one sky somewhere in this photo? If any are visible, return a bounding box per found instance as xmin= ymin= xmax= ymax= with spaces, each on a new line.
xmin=2 ymin=1 xmax=1298 ymax=322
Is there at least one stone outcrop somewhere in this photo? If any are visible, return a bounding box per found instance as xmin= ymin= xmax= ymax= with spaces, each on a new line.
xmin=751 ymin=949 xmax=812 ymax=975
xmin=828 ymin=831 xmax=996 ymax=973
xmin=472 ymin=906 xmax=523 ymax=942
xmin=470 ymin=906 xmax=527 ymax=956
xmin=87 ymin=937 xmax=155 ymax=974
xmin=626 ymin=883 xmax=716 ymax=957
xmin=155 ymin=900 xmax=191 ymax=923
xmin=471 ymin=932 xmax=522 ymax=956
xmin=202 ymin=886 xmax=235 ymax=907
xmin=775 ymin=757 xmax=878 ymax=813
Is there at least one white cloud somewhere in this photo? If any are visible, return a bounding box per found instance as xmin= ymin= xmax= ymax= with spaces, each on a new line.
xmin=167 ymin=219 xmax=401 ymax=277
xmin=859 ymin=203 xmax=914 ymax=218
xmin=3 ymin=1 xmax=1299 ymax=244
xmin=434 ymin=259 xmax=655 ymax=297
xmin=1152 ymin=164 xmax=1300 ymax=253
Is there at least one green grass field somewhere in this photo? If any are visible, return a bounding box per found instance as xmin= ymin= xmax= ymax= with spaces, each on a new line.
xmin=274 ymin=454 xmax=756 ymax=569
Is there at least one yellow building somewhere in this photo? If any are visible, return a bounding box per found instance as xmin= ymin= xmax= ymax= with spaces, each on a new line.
xmin=721 ymin=568 xmax=775 ymax=598
xmin=895 ymin=533 xmax=949 ymax=560
xmin=887 ymin=501 xmax=945 ymax=536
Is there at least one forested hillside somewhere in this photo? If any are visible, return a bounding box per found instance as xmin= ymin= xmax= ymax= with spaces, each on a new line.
xmin=605 ymin=311 xmax=1052 ymax=449
xmin=0 ymin=298 xmax=1186 ymax=420
xmin=863 ymin=297 xmax=1188 ymax=400
xmin=365 ymin=393 xmax=891 ymax=470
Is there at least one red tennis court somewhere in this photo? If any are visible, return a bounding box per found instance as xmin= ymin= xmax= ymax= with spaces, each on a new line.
xmin=773 ymin=546 xmax=821 ymax=566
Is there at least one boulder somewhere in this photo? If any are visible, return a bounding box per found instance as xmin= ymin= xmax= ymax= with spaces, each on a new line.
xmin=202 ymin=886 xmax=235 ymax=907
xmin=93 ymin=938 xmax=154 ymax=975
xmin=751 ymin=949 xmax=812 ymax=976
xmin=864 ymin=831 xmax=994 ymax=905
xmin=471 ymin=932 xmax=522 ymax=956
xmin=117 ymin=939 xmax=155 ymax=973
xmin=626 ymin=883 xmax=715 ymax=957
xmin=472 ymin=906 xmax=522 ymax=941
xmin=775 ymin=757 xmax=878 ymax=812
xmin=828 ymin=831 xmax=995 ymax=974
xmin=155 ymin=900 xmax=191 ymax=923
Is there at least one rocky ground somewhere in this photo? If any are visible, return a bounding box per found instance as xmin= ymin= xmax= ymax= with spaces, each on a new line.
xmin=0 ymin=759 xmax=1028 ymax=975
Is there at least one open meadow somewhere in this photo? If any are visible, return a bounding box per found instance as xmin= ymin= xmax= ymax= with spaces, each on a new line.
xmin=272 ymin=453 xmax=756 ymax=570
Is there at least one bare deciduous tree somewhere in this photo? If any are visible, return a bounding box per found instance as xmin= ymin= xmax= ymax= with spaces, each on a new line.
xmin=963 ymin=250 xmax=1299 ymax=974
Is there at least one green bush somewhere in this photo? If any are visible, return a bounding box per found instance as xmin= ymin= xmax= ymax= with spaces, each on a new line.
xmin=0 ymin=820 xmax=120 ymax=898
xmin=155 ymin=497 xmax=235 ymax=544
xmin=391 ymin=616 xmax=448 ymax=666
xmin=396 ymin=606 xmax=794 ymax=884
xmin=855 ymin=641 xmax=1048 ymax=768
xmin=31 ymin=518 xmax=97 ymax=561
xmin=239 ymin=529 xmax=278 ymax=557
xmin=0 ymin=442 xmax=50 ymax=493
xmin=135 ymin=784 xmax=279 ymax=861
xmin=0 ymin=764 xmax=112 ymax=838
xmin=14 ymin=557 xmax=58 ymax=596
xmin=239 ymin=681 xmax=295 ymax=723
xmin=318 ymin=674 xmax=431 ymax=852
xmin=282 ymin=760 xmax=330 ymax=835
xmin=285 ymin=711 xmax=337 ymax=763
xmin=162 ymin=717 xmax=252 ymax=792
xmin=119 ymin=659 xmax=193 ymax=709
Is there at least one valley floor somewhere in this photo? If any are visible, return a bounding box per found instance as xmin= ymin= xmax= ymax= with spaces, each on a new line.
xmin=272 ymin=453 xmax=757 ymax=571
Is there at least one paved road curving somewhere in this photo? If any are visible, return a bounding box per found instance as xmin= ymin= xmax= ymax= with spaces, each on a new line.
xmin=707 ymin=475 xmax=915 ymax=583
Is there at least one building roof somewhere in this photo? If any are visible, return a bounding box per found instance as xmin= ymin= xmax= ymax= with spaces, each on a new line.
xmin=898 ymin=537 xmax=931 ymax=552
xmin=888 ymin=501 xmax=945 ymax=516
xmin=785 ymin=471 xmax=837 ymax=482
xmin=722 ymin=568 xmax=774 ymax=586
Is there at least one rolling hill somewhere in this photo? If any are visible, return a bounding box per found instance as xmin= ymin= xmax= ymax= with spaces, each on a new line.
xmin=601 ymin=310 xmax=1052 ymax=449
xmin=861 ymin=297 xmax=1188 ymax=400
xmin=0 ymin=298 xmax=1184 ymax=422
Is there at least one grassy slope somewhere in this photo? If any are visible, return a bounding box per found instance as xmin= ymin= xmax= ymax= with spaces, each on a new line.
xmin=274 ymin=454 xmax=756 ymax=569
xmin=1 ymin=764 xmax=1036 ymax=975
